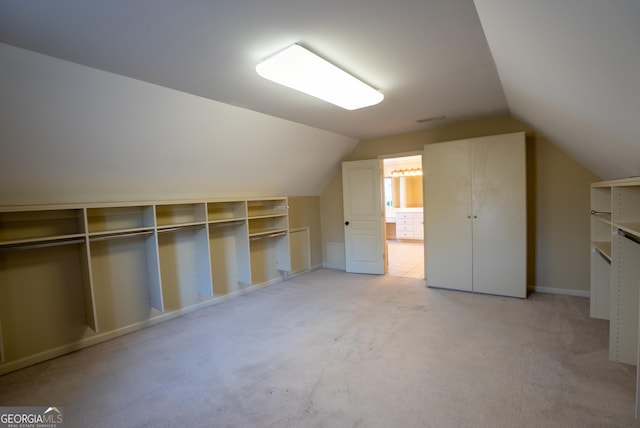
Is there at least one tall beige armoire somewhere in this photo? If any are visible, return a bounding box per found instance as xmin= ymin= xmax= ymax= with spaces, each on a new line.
xmin=422 ymin=132 xmax=526 ymax=298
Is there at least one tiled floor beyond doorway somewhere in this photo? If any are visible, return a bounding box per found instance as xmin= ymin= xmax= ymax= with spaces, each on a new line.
xmin=387 ymin=240 xmax=424 ymax=278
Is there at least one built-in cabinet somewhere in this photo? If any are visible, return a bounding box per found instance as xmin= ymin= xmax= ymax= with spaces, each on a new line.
xmin=0 ymin=197 xmax=290 ymax=374
xmin=589 ymin=177 xmax=640 ymax=417
xmin=423 ymin=132 xmax=527 ymax=298
xmin=395 ymin=208 xmax=423 ymax=241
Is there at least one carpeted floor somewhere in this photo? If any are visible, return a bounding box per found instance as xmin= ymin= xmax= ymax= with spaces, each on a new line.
xmin=0 ymin=269 xmax=637 ymax=427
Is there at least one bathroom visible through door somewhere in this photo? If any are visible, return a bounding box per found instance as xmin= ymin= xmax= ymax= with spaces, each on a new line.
xmin=383 ymin=155 xmax=424 ymax=278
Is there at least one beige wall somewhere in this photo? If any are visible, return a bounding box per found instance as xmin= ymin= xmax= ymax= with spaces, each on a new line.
xmin=320 ymin=115 xmax=601 ymax=293
xmin=288 ymin=196 xmax=323 ymax=269
xmin=532 ymin=136 xmax=600 ymax=292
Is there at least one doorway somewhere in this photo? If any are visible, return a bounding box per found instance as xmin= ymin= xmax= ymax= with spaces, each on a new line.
xmin=383 ymin=155 xmax=424 ymax=278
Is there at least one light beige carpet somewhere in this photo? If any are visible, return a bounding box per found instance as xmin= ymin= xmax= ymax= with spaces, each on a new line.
xmin=0 ymin=269 xmax=637 ymax=427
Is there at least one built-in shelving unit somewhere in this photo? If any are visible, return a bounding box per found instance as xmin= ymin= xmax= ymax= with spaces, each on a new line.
xmin=0 ymin=197 xmax=290 ymax=373
xmin=156 ymin=203 xmax=212 ymax=311
xmin=207 ymin=201 xmax=251 ymax=296
xmin=590 ymin=185 xmax=612 ymax=320
xmin=246 ymin=199 xmax=290 ymax=284
xmin=0 ymin=208 xmax=95 ymax=367
xmin=589 ymin=177 xmax=640 ymax=418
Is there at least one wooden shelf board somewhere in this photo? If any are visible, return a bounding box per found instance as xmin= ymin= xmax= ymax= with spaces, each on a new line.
xmin=592 ymin=241 xmax=612 ymax=261
xmin=0 ymin=233 xmax=86 ymax=247
xmin=88 ymin=227 xmax=155 ymax=237
xmin=617 ymin=222 xmax=640 ymax=238
xmin=248 ymin=227 xmax=288 ymax=237
xmin=156 ymin=221 xmax=206 ymax=230
xmin=208 ymin=218 xmax=246 ymax=224
xmin=592 ymin=213 xmax=612 ymax=225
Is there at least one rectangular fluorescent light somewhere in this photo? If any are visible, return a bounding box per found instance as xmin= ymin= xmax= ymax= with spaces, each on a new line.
xmin=256 ymin=44 xmax=384 ymax=110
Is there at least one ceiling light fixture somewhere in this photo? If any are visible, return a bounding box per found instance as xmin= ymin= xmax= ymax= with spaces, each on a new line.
xmin=391 ymin=168 xmax=423 ymax=177
xmin=256 ymin=43 xmax=384 ymax=110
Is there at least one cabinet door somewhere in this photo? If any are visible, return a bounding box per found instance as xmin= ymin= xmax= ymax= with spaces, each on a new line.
xmin=471 ymin=134 xmax=527 ymax=298
xmin=423 ymin=140 xmax=473 ymax=291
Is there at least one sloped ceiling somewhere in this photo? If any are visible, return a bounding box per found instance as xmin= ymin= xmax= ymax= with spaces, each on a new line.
xmin=0 ymin=0 xmax=638 ymax=185
xmin=0 ymin=1 xmax=507 ymax=140
xmin=0 ymin=43 xmax=358 ymax=204
xmin=474 ymin=0 xmax=640 ymax=180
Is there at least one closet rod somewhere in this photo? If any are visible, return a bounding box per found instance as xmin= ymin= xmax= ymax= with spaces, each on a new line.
xmin=89 ymin=230 xmax=154 ymax=242
xmin=618 ymin=229 xmax=640 ymax=245
xmin=0 ymin=238 xmax=86 ymax=253
xmin=249 ymin=231 xmax=287 ymax=241
xmin=157 ymin=224 xmax=205 ymax=234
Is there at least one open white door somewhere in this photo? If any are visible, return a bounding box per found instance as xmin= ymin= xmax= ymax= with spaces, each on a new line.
xmin=342 ymin=159 xmax=385 ymax=274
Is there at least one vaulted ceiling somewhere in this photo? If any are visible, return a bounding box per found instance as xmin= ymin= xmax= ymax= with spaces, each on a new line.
xmin=0 ymin=0 xmax=638 ymax=180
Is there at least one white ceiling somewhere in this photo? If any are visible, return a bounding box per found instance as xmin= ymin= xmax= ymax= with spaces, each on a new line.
xmin=0 ymin=0 xmax=507 ymax=140
xmin=0 ymin=0 xmax=638 ymax=179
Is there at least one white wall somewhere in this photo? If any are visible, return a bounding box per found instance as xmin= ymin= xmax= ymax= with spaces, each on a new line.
xmin=0 ymin=43 xmax=358 ymax=205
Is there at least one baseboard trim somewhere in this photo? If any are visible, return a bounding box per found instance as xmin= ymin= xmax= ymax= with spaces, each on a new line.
xmin=528 ymin=285 xmax=590 ymax=298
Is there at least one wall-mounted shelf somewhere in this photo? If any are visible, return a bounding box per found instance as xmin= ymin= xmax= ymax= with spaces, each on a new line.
xmin=0 ymin=197 xmax=290 ymax=375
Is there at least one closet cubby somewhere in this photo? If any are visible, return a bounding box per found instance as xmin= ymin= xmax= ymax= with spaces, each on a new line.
xmin=0 ymin=241 xmax=94 ymax=363
xmin=249 ymin=234 xmax=290 ymax=285
xmin=0 ymin=196 xmax=290 ymax=375
xmin=0 ymin=208 xmax=85 ymax=245
xmin=612 ymin=186 xmax=640 ymax=236
xmin=246 ymin=198 xmax=290 ymax=284
xmin=157 ymin=225 xmax=213 ymax=310
xmin=248 ymin=216 xmax=288 ymax=236
xmin=591 ymin=186 xmax=611 ymax=218
xmin=591 ymin=217 xmax=612 ymax=261
xmin=209 ymin=221 xmax=251 ymax=296
xmin=87 ymin=205 xmax=155 ymax=234
xmin=90 ymin=232 xmax=163 ymax=331
xmin=247 ymin=199 xmax=287 ymax=232
xmin=207 ymin=201 xmax=246 ymax=223
xmin=247 ymin=198 xmax=288 ymax=218
xmin=155 ymin=203 xmax=206 ymax=228
xmin=247 ymin=198 xmax=290 ymax=282
xmin=590 ymin=184 xmax=614 ymax=321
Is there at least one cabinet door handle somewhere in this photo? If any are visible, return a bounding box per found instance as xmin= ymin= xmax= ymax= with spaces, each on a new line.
xmin=345 ymin=221 xmax=350 ymax=226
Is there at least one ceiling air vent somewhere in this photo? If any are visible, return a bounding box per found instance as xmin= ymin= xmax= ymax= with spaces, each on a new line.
xmin=416 ymin=115 xmax=447 ymax=123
